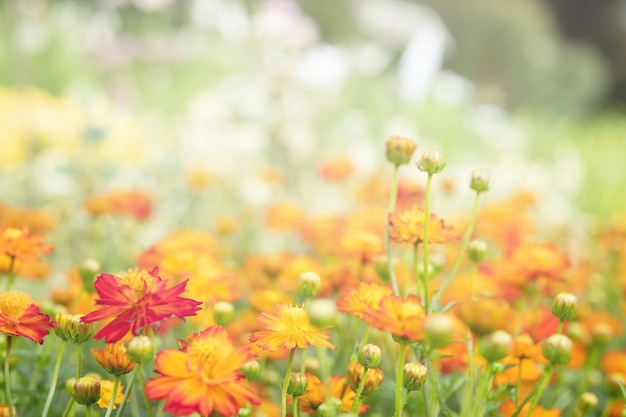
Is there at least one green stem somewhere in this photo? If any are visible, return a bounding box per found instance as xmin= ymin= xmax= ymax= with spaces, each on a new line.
xmin=460 ymin=330 xmax=476 ymax=417
xmin=515 ymin=359 xmax=524 ymax=405
xmin=4 ymin=336 xmax=14 ymax=417
xmin=350 ymin=366 xmax=370 ymax=414
xmin=511 ymin=364 xmax=553 ymax=417
xmin=6 ymin=256 xmax=16 ymax=290
xmin=386 ymin=165 xmax=400 ymax=296
xmin=422 ymin=173 xmax=433 ymax=313
xmin=472 ymin=362 xmax=494 ymax=417
xmin=138 ymin=363 xmax=154 ymax=417
xmin=281 ymin=349 xmax=296 ymax=417
xmin=76 ymin=343 xmax=83 ymax=379
xmin=104 ymin=376 xmax=121 ymax=417
xmin=433 ymin=191 xmax=481 ymax=308
xmin=61 ymin=398 xmax=75 ymax=417
xmin=525 ymin=364 xmax=554 ymax=417
xmin=115 ymin=366 xmax=139 ymax=417
xmin=413 ymin=242 xmax=420 ymax=298
xmin=42 ymin=340 xmax=68 ymax=417
xmin=556 ymin=320 xmax=564 ymax=335
xmin=292 ymin=396 xmax=299 ymax=417
xmin=469 ymin=262 xmax=477 ymax=295
xmin=394 ymin=342 xmax=407 ymax=417
xmin=85 ymin=405 xmax=92 ymax=417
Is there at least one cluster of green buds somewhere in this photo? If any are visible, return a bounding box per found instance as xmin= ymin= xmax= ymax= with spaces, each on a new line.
xmin=480 ymin=330 xmax=513 ymax=362
xmin=55 ymin=313 xmax=95 ymax=344
xmin=385 ymin=135 xmax=417 ymax=167
xmin=403 ymin=362 xmax=428 ymax=391
xmin=316 ymin=397 xmax=343 ymax=417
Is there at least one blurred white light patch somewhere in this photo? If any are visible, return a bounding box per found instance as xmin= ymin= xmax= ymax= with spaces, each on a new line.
xmin=14 ymin=21 xmax=49 ymax=55
xmin=252 ymin=0 xmax=319 ymax=49
xmin=431 ymin=71 xmax=474 ymax=106
xmin=352 ymin=42 xmax=391 ymax=76
xmin=132 ymin=0 xmax=174 ymax=12
xmin=295 ymin=45 xmax=350 ymax=90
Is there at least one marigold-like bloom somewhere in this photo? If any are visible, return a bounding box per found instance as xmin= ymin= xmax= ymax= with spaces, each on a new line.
xmin=145 ymin=326 xmax=260 ymax=416
xmin=509 ymin=243 xmax=569 ymax=284
xmin=250 ymin=304 xmax=335 ymax=351
xmin=81 ymin=267 xmax=202 ymax=343
xmin=0 ymin=227 xmax=53 ymax=264
xmin=0 ymin=290 xmax=56 ymax=343
xmin=96 ymin=379 xmax=125 ymax=409
xmin=363 ymin=294 xmax=426 ymax=342
xmin=92 ymin=341 xmax=136 ymax=376
xmin=298 ymin=374 xmax=366 ymax=414
xmin=347 ymin=361 xmax=384 ymax=395
xmin=389 ymin=207 xmax=459 ymax=245
xmin=337 ymin=282 xmax=393 ymax=320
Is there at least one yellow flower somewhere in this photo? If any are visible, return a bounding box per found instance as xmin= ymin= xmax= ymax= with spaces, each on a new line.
xmin=95 ymin=380 xmax=125 ymax=409
xmin=250 ymin=304 xmax=335 ymax=351
xmin=389 ymin=207 xmax=458 ymax=245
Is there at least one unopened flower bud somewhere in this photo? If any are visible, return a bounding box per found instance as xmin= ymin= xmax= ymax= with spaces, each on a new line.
xmin=127 ymin=336 xmax=153 ymax=363
xmin=577 ymin=392 xmax=598 ymax=414
xmin=591 ymin=323 xmax=613 ymax=347
xmin=403 ymin=362 xmax=428 ymax=391
xmin=469 ymin=170 xmax=490 ymax=193
xmin=79 ymin=259 xmax=101 ymax=292
xmin=287 ymin=372 xmax=308 ymax=397
xmin=306 ymin=299 xmax=337 ymax=326
xmin=213 ymin=301 xmax=235 ymax=326
xmin=424 ymin=314 xmax=454 ymax=348
xmin=542 ymin=334 xmax=572 ymax=365
xmin=607 ymin=373 xmax=626 ymax=397
xmin=480 ymin=331 xmax=513 ymax=362
xmin=298 ymin=271 xmax=321 ymax=298
xmin=358 ymin=344 xmax=382 ymax=369
xmin=241 ymin=360 xmax=261 ymax=381
xmin=385 ymin=135 xmax=417 ymax=167
xmin=55 ymin=313 xmax=95 ymax=344
xmin=317 ymin=397 xmax=343 ymax=417
xmin=552 ymin=293 xmax=578 ymax=322
xmin=468 ymin=239 xmax=487 ymax=263
xmin=348 ymin=362 xmax=384 ymax=395
xmin=73 ymin=376 xmax=101 ymax=405
xmin=237 ymin=408 xmax=251 ymax=417
xmin=566 ymin=321 xmax=586 ymax=343
xmin=418 ymin=150 xmax=445 ymax=175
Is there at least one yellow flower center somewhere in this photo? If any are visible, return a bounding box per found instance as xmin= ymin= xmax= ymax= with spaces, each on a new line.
xmin=120 ymin=268 xmax=158 ymax=294
xmin=2 ymin=228 xmax=23 ymax=241
xmin=187 ymin=337 xmax=218 ymax=369
xmin=0 ymin=291 xmax=33 ymax=317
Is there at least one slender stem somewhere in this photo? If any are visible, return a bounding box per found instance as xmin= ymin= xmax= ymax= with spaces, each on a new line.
xmin=433 ymin=191 xmax=481 ymax=308
xmin=412 ymin=242 xmax=420 ymax=297
xmin=351 ymin=326 xmax=371 ymax=362
xmin=85 ymin=405 xmax=92 ymax=417
xmin=525 ymin=364 xmax=554 ymax=417
xmin=460 ymin=330 xmax=476 ymax=417
xmin=61 ymin=399 xmax=75 ymax=417
xmin=511 ymin=364 xmax=553 ymax=417
xmin=386 ymin=165 xmax=400 ymax=296
xmin=556 ymin=320 xmax=564 ymax=335
xmin=115 ymin=366 xmax=139 ymax=417
xmin=6 ymin=256 xmax=16 ymax=290
xmin=394 ymin=342 xmax=407 ymax=417
xmin=76 ymin=343 xmax=83 ymax=379
xmin=104 ymin=376 xmax=121 ymax=417
xmin=138 ymin=364 xmax=154 ymax=417
xmin=516 ymin=359 xmax=524 ymax=405
xmin=422 ymin=173 xmax=433 ymax=313
xmin=292 ymin=396 xmax=299 ymax=417
xmin=281 ymin=349 xmax=296 ymax=417
xmin=42 ymin=340 xmax=68 ymax=417
xmin=472 ymin=362 xmax=494 ymax=417
xmin=350 ymin=366 xmax=370 ymax=414
xmin=4 ymin=336 xmax=14 ymax=417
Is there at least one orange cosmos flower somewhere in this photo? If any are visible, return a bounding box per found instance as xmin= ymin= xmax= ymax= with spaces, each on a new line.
xmin=389 ymin=207 xmax=459 ymax=245
xmin=0 ymin=227 xmax=53 ymax=264
xmin=249 ymin=304 xmax=335 ymax=351
xmin=92 ymin=341 xmax=135 ymax=376
xmin=298 ymin=374 xmax=366 ymax=414
xmin=96 ymin=379 xmax=125 ymax=409
xmin=363 ymin=294 xmax=426 ymax=342
xmin=81 ymin=267 xmax=201 ymax=343
xmin=145 ymin=326 xmax=260 ymax=416
xmin=337 ymin=282 xmax=393 ymax=320
xmin=508 ymin=243 xmax=569 ymax=285
xmin=0 ymin=290 xmax=56 ymax=343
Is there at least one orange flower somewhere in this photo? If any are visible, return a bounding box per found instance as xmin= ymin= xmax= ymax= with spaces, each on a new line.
xmin=81 ymin=267 xmax=201 ymax=343
xmin=0 ymin=227 xmax=53 ymax=264
xmin=336 ymin=282 xmax=393 ymax=320
xmin=317 ymin=155 xmax=355 ymax=182
xmin=84 ymin=190 xmax=152 ymax=220
xmin=0 ymin=291 xmax=56 ymax=343
xmin=249 ymin=304 xmax=335 ymax=351
xmin=509 ymin=243 xmax=569 ymax=284
xmin=92 ymin=341 xmax=135 ymax=376
xmin=389 ymin=207 xmax=459 ymax=245
xmin=337 ymin=230 xmax=384 ymax=264
xmin=363 ymin=294 xmax=426 ymax=342
xmin=96 ymin=379 xmax=125 ymax=409
xmin=264 ymin=201 xmax=306 ymax=232
xmin=298 ymin=374 xmax=365 ymax=414
xmin=145 ymin=326 xmax=260 ymax=416
xmin=500 ymin=400 xmax=561 ymax=416
xmin=347 ymin=361 xmax=384 ymax=394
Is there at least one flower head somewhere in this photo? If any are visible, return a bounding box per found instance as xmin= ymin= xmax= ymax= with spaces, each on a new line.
xmin=145 ymin=326 xmax=260 ymax=416
xmin=0 ymin=227 xmax=53 ymax=263
xmin=250 ymin=304 xmax=335 ymax=351
xmin=298 ymin=374 xmax=366 ymax=414
xmin=0 ymin=290 xmax=56 ymax=343
xmin=96 ymin=379 xmax=125 ymax=410
xmin=81 ymin=267 xmax=202 ymax=343
xmin=363 ymin=294 xmax=426 ymax=342
xmin=336 ymin=282 xmax=393 ymax=321
xmin=92 ymin=341 xmax=135 ymax=376
xmin=389 ymin=207 xmax=459 ymax=245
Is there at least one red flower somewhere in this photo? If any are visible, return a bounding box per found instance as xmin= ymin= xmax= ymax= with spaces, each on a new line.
xmin=82 ymin=267 xmax=201 ymax=343
xmin=0 ymin=291 xmax=56 ymax=343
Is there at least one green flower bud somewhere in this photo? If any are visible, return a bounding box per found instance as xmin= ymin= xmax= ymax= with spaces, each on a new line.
xmin=306 ymin=299 xmax=337 ymax=326
xmin=241 ymin=360 xmax=261 ymax=381
xmin=552 ymin=293 xmax=578 ymax=321
xmin=358 ymin=344 xmax=382 ymax=369
xmin=542 ymin=334 xmax=572 ymax=365
xmin=577 ymin=392 xmax=598 ymax=414
xmin=480 ymin=331 xmax=513 ymax=362
xmin=79 ymin=259 xmax=101 ymax=293
xmin=385 ymin=136 xmax=417 ymax=167
xmin=468 ymin=239 xmax=487 ymax=263
xmin=417 ymin=150 xmax=445 ymax=175
xmin=298 ymin=271 xmax=321 ymax=298
xmin=73 ymin=376 xmax=101 ymax=405
xmin=287 ymin=372 xmax=308 ymax=397
xmin=213 ymin=301 xmax=235 ymax=326
xmin=237 ymin=408 xmax=252 ymax=417
xmin=127 ymin=335 xmax=153 ymax=363
xmin=469 ymin=170 xmax=490 ymax=193
xmin=591 ymin=322 xmax=613 ymax=347
xmin=425 ymin=314 xmax=454 ymax=348
xmin=403 ymin=362 xmax=428 ymax=391
xmin=55 ymin=313 xmax=95 ymax=344
xmin=317 ymin=397 xmax=343 ymax=417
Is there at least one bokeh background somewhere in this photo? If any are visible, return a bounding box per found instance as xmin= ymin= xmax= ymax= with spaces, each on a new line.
xmin=1 ymin=0 xmax=625 ymax=275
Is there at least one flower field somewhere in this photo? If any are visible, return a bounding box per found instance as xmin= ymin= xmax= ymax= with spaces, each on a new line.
xmin=2 ymin=1 xmax=626 ymax=417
